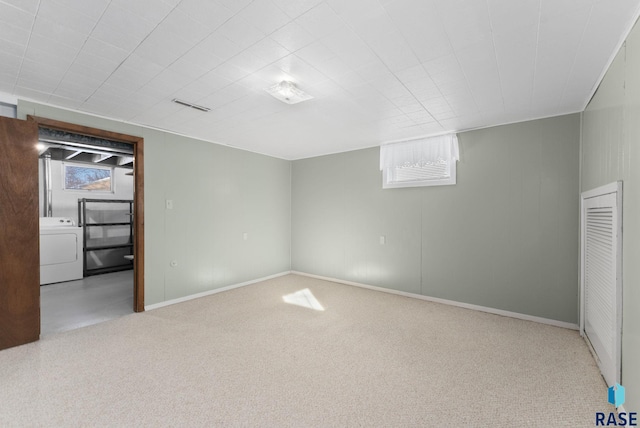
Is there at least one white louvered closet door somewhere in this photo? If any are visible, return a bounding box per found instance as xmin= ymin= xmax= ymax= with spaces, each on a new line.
xmin=581 ymin=183 xmax=622 ymax=388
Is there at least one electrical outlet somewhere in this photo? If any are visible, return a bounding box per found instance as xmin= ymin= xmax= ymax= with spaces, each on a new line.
xmin=243 ymin=232 xmax=248 ymax=241
xmin=379 ymin=235 xmax=386 ymax=245
xmin=166 ymin=199 xmax=173 ymax=210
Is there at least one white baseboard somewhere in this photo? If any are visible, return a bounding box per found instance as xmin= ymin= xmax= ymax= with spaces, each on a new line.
xmin=291 ymin=271 xmax=579 ymax=330
xmin=144 ymin=271 xmax=291 ymax=311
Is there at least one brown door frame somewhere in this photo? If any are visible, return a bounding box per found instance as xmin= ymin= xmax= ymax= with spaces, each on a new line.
xmin=27 ymin=116 xmax=145 ymax=312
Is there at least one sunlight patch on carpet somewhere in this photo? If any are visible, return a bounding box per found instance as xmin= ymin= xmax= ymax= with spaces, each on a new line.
xmin=283 ymin=288 xmax=324 ymax=311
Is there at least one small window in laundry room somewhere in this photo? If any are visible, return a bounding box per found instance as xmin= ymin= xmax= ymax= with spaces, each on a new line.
xmin=380 ymin=134 xmax=459 ymax=188
xmin=63 ymin=163 xmax=113 ymax=192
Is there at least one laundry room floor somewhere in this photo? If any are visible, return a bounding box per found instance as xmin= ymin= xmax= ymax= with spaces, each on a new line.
xmin=40 ymin=270 xmax=133 ymax=337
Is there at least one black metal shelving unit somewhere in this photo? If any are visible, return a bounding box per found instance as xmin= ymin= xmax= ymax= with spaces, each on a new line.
xmin=78 ymin=198 xmax=133 ymax=276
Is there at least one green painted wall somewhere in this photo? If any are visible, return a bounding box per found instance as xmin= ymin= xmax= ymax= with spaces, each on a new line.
xmin=19 ymin=101 xmax=291 ymax=306
xmin=292 ymin=114 xmax=581 ymax=324
xmin=581 ymin=19 xmax=640 ymax=413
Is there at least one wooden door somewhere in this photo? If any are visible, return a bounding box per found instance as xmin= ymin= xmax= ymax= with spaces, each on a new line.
xmin=0 ymin=116 xmax=40 ymax=350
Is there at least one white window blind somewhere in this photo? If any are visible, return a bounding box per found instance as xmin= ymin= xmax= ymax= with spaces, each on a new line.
xmin=380 ymin=134 xmax=459 ymax=188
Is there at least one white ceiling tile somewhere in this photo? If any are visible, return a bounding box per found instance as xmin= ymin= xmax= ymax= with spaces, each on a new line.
xmin=245 ymin=38 xmax=291 ymax=63
xmin=166 ymin=57 xmax=209 ymax=81
xmin=37 ymin=0 xmax=99 ymax=34
xmin=158 ymin=105 xmax=208 ymax=128
xmin=156 ymin=9 xmax=212 ymax=46
xmin=455 ymin=40 xmax=497 ymax=74
xmin=16 ymin=76 xmax=59 ymax=94
xmin=0 ymin=2 xmax=36 ymax=28
xmin=91 ymin=3 xmax=159 ymax=52
xmin=401 ymin=102 xmax=427 ymax=114
xmin=69 ymin=57 xmax=119 ymax=84
xmin=0 ymin=51 xmax=21 ymax=76
xmin=111 ymin=0 xmax=175 ymax=23
xmin=311 ymin=56 xmax=352 ymax=80
xmin=46 ymin=94 xmax=84 ymax=110
xmin=487 ymin=0 xmax=540 ymax=36
xmin=384 ymin=0 xmax=454 ymax=63
xmin=295 ymin=42 xmax=335 ymax=65
xmin=493 ymin=31 xmax=537 ymax=112
xmin=217 ymin=16 xmax=265 ymax=49
xmin=49 ymin=0 xmax=110 ymax=21
xmin=80 ymin=37 xmax=130 ymax=65
xmin=356 ymin=62 xmax=394 ymax=82
xmin=438 ymin=1 xmax=493 ymax=51
xmin=196 ymin=33 xmax=243 ymax=62
xmin=404 ymin=79 xmax=439 ymax=97
xmin=407 ymin=110 xmax=437 ymax=125
xmin=394 ymin=64 xmax=430 ymax=84
xmin=58 ymin=69 xmax=102 ymax=90
xmin=198 ymin=84 xmax=249 ymax=110
xmin=540 ymin=0 xmax=597 ymax=22
xmin=131 ymin=99 xmax=186 ymax=124
xmin=54 ymin=76 xmax=99 ymax=101
xmin=177 ymin=0 xmax=234 ymax=27
xmin=271 ymin=54 xmax=329 ymax=86
xmin=326 ymin=0 xmax=387 ymax=24
xmin=271 ymin=0 xmax=323 ymax=19
xmin=26 ymin=33 xmax=80 ymax=62
xmin=330 ymin=71 xmax=368 ymax=91
xmin=104 ymin=67 xmax=153 ymax=93
xmin=228 ymin=50 xmax=273 ymax=75
xmin=270 ymin=21 xmax=317 ymax=52
xmin=0 ymin=20 xmax=30 ymax=45
xmin=295 ymin=3 xmax=345 ymax=39
xmin=143 ymin=68 xmax=192 ymax=96
xmin=234 ymin=73 xmax=271 ymax=92
xmin=24 ymin=47 xmax=74 ymax=72
xmin=213 ymin=61 xmax=251 ymax=82
xmin=120 ymin=54 xmax=164 ymax=79
xmin=0 ymin=0 xmax=39 ymax=14
xmin=537 ymin=5 xmax=590 ymax=46
xmin=237 ymin=0 xmax=291 ymax=35
xmin=13 ymin=85 xmax=50 ymax=101
xmin=184 ymin=73 xmax=233 ymax=98
xmin=90 ymin=83 xmax=131 ymax=104
xmin=215 ymin=0 xmax=253 ymax=14
xmin=178 ymin=46 xmax=225 ymax=73
xmin=368 ymin=31 xmax=421 ymax=72
xmin=134 ymin=30 xmax=193 ymax=68
xmin=31 ymin=17 xmax=87 ymax=49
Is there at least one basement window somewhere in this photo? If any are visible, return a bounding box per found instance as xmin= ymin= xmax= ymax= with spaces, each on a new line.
xmin=63 ymin=163 xmax=113 ymax=192
xmin=380 ymin=134 xmax=459 ymax=188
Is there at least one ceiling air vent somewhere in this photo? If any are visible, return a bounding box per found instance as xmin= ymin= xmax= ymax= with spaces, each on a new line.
xmin=172 ymin=98 xmax=210 ymax=112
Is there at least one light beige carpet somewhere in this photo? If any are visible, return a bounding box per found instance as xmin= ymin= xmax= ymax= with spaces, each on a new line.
xmin=0 ymin=274 xmax=609 ymax=427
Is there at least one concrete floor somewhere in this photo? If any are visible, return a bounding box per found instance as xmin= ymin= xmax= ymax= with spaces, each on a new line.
xmin=40 ymin=270 xmax=134 ymax=337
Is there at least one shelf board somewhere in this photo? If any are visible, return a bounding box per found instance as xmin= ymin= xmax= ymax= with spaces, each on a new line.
xmin=85 ymin=243 xmax=134 ymax=251
xmin=84 ymin=222 xmax=131 ymax=227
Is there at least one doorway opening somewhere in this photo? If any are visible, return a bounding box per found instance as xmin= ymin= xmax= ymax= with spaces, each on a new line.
xmin=28 ymin=116 xmax=144 ymax=336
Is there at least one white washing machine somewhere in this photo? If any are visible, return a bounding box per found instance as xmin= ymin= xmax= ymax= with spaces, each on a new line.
xmin=40 ymin=217 xmax=84 ymax=285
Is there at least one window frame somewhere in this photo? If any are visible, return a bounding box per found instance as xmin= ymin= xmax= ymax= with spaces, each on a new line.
xmin=380 ymin=134 xmax=459 ymax=189
xmin=62 ymin=162 xmax=115 ymax=193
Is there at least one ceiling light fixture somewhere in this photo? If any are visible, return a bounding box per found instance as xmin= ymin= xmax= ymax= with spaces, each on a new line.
xmin=265 ymin=81 xmax=313 ymax=105
xmin=172 ymin=98 xmax=210 ymax=112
